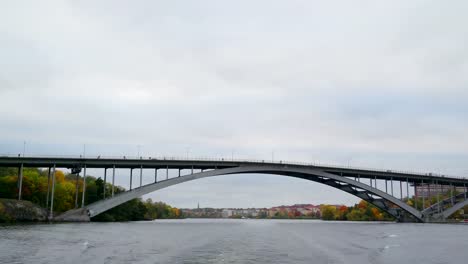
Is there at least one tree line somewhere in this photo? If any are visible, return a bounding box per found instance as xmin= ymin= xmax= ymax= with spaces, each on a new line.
xmin=0 ymin=167 xmax=182 ymax=221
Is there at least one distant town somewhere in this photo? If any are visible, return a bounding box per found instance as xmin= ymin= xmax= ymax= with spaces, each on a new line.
xmin=181 ymin=203 xmax=334 ymax=219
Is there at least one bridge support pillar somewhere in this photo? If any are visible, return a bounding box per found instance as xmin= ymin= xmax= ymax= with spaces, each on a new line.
xmin=50 ymin=165 xmax=56 ymax=219
xmin=400 ymin=181 xmax=403 ymax=200
xmin=414 ymin=182 xmax=417 ymax=210
xmin=140 ymin=165 xmax=143 ymax=187
xmin=436 ymin=181 xmax=442 ymax=214
xmin=111 ymin=165 xmax=115 ymax=197
xmin=450 ymin=183 xmax=454 ymax=206
xmin=130 ymin=168 xmax=133 ymax=190
xmin=391 ymin=177 xmax=394 ymax=196
xmin=465 ymin=184 xmax=467 ymax=200
xmin=81 ymin=165 xmax=87 ymax=208
xmin=166 ymin=166 xmax=169 ymax=180
xmin=421 ymin=180 xmax=425 ymax=209
xmin=46 ymin=167 xmax=51 ymax=208
xmin=18 ymin=163 xmax=23 ymax=200
xmin=154 ymin=168 xmax=158 ymax=183
xmin=406 ymin=178 xmax=409 ymax=202
xmin=74 ymin=172 xmax=79 ymax=208
xmin=103 ymin=168 xmax=107 ymax=199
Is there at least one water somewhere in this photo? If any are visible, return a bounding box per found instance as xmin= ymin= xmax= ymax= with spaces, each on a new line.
xmin=1 ymin=219 xmax=467 ymax=264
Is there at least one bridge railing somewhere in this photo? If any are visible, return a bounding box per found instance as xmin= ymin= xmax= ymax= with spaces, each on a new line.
xmin=1 ymin=153 xmax=466 ymax=180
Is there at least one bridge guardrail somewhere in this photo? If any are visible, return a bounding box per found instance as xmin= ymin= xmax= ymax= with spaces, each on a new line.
xmin=0 ymin=153 xmax=465 ymax=179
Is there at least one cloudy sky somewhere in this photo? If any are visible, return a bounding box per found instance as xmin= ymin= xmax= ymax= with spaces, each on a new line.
xmin=1 ymin=0 xmax=468 ymax=208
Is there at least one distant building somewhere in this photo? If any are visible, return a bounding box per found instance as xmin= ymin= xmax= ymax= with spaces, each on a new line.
xmin=222 ymin=209 xmax=234 ymax=218
xmin=415 ymin=184 xmax=465 ymax=198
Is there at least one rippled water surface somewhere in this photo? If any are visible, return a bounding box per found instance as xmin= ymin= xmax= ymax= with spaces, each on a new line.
xmin=1 ymin=219 xmax=467 ymax=264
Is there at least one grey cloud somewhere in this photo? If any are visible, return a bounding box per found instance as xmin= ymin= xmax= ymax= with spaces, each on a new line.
xmin=1 ymin=0 xmax=467 ymax=208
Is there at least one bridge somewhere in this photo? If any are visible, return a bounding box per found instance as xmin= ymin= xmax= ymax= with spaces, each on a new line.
xmin=1 ymin=156 xmax=467 ymax=223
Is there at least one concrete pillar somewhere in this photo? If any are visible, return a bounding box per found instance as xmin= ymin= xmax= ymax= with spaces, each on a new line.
xmin=18 ymin=164 xmax=24 ymax=200
xmin=140 ymin=165 xmax=143 ymax=187
xmin=154 ymin=168 xmax=158 ymax=183
xmin=374 ymin=176 xmax=377 ymax=189
xmin=81 ymin=165 xmax=87 ymax=208
xmin=406 ymin=178 xmax=409 ymax=201
xmin=46 ymin=167 xmax=51 ymax=208
xmin=414 ymin=181 xmax=418 ymax=210
xmin=391 ymin=177 xmax=394 ymax=196
xmin=450 ymin=183 xmax=454 ymax=206
xmin=178 ymin=169 xmax=181 ymax=177
xmin=50 ymin=165 xmax=56 ymax=218
xmin=421 ymin=180 xmax=425 ymax=209
xmin=465 ymin=184 xmax=467 ymax=200
xmin=358 ymin=174 xmax=360 ymax=182
xmin=130 ymin=169 xmax=133 ymax=190
xmin=385 ymin=180 xmax=388 ymax=193
xmin=112 ymin=165 xmax=115 ymax=197
xmin=103 ymin=168 xmax=107 ymax=199
xmin=166 ymin=166 xmax=169 ymax=180
xmin=74 ymin=172 xmax=79 ymax=208
xmin=400 ymin=181 xmax=403 ymax=200
xmin=436 ymin=181 xmax=440 ymax=213
xmin=191 ymin=166 xmax=194 ymax=174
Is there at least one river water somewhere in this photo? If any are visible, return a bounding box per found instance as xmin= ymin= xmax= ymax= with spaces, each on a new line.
xmin=0 ymin=219 xmax=467 ymax=264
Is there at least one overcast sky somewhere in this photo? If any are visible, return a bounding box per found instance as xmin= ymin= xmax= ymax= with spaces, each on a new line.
xmin=1 ymin=1 xmax=468 ymax=208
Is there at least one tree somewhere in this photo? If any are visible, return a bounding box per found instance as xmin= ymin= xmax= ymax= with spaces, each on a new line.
xmin=321 ymin=205 xmax=337 ymax=220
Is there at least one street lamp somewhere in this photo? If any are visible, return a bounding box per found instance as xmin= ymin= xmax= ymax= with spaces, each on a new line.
xmin=137 ymin=145 xmax=142 ymax=158
xmin=185 ymin=147 xmax=190 ymax=160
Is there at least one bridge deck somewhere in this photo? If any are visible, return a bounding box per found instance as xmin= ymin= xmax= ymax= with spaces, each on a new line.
xmin=0 ymin=156 xmax=466 ymax=186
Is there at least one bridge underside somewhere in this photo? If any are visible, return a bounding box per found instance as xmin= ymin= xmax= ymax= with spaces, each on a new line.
xmin=54 ymin=165 xmax=459 ymax=223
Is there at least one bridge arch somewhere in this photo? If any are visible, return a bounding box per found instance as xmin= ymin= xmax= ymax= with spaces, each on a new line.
xmin=57 ymin=165 xmax=424 ymax=222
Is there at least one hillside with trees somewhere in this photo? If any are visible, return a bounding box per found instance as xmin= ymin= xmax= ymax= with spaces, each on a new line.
xmin=0 ymin=167 xmax=182 ymax=222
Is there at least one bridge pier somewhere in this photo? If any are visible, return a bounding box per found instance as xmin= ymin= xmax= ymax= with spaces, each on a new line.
xmin=49 ymin=165 xmax=56 ymax=219
xmin=421 ymin=179 xmax=425 ymax=209
xmin=103 ymin=168 xmax=107 ymax=199
xmin=54 ymin=208 xmax=90 ymax=222
xmin=81 ymin=165 xmax=86 ymax=208
xmin=436 ymin=181 xmax=440 ymax=213
xmin=391 ymin=177 xmax=394 ymax=196
xmin=112 ymin=165 xmax=115 ymax=197
xmin=130 ymin=168 xmax=133 ymax=190
xmin=414 ymin=181 xmax=417 ymax=210
xmin=46 ymin=167 xmax=51 ymax=208
xmin=75 ymin=172 xmax=79 ymax=208
xmin=17 ymin=163 xmax=23 ymax=200
xmin=400 ymin=181 xmax=403 ymax=200
xmin=406 ymin=179 xmax=409 ymax=202
xmin=139 ymin=165 xmax=143 ymax=187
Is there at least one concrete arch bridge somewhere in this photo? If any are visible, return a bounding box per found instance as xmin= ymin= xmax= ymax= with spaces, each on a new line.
xmin=0 ymin=156 xmax=467 ymax=223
